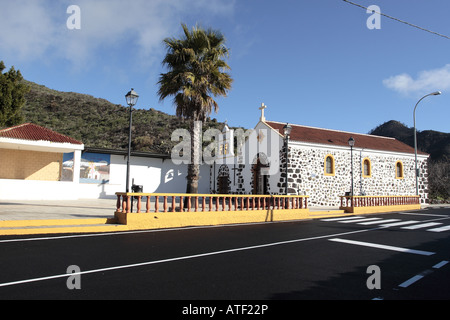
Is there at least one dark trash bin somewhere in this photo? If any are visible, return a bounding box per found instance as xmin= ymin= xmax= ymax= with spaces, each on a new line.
xmin=131 ymin=185 xmax=143 ymax=212
xmin=132 ymin=184 xmax=143 ymax=193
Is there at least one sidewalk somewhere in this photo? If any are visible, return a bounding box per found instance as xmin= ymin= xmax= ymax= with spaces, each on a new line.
xmin=1 ymin=199 xmax=448 ymax=236
xmin=0 ymin=199 xmax=117 ymax=221
xmin=0 ymin=199 xmax=350 ymax=236
xmin=3 ymin=199 xmax=446 ymax=222
xmin=0 ymin=199 xmax=345 ymax=221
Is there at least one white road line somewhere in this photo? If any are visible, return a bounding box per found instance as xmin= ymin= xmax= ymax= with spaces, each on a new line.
xmin=399 ymin=275 xmax=424 ymax=288
xmin=398 ymin=264 xmax=446 ymax=289
xmin=427 ymin=225 xmax=450 ymax=233
xmin=338 ymin=218 xmax=382 ymax=223
xmin=380 ymin=221 xmax=419 ymax=227
xmin=402 ymin=222 xmax=442 ymax=230
xmin=358 ymin=219 xmax=400 ymax=225
xmin=0 ymin=219 xmax=325 ymax=244
xmin=399 ymin=212 xmax=449 ymax=218
xmin=328 ymin=238 xmax=435 ymax=256
xmin=0 ymin=226 xmax=387 ymax=288
xmin=320 ymin=216 xmax=364 ymax=222
xmin=433 ymin=261 xmax=449 ymax=269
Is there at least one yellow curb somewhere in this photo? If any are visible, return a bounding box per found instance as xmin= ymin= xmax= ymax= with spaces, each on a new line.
xmin=0 ymin=218 xmax=112 ymax=228
xmin=0 ymin=205 xmax=422 ymax=236
xmin=0 ymin=224 xmax=130 ymax=236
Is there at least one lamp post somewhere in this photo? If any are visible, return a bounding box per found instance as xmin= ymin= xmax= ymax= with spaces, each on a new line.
xmin=125 ymin=88 xmax=139 ymax=193
xmin=413 ymin=91 xmax=441 ymax=196
xmin=283 ymin=123 xmax=292 ymax=195
xmin=348 ymin=137 xmax=355 ymax=196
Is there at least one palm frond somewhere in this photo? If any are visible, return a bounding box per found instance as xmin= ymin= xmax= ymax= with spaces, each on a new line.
xmin=158 ymin=23 xmax=233 ymax=122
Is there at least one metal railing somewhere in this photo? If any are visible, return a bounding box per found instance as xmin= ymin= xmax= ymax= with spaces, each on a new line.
xmin=340 ymin=195 xmax=420 ymax=208
xmin=115 ymin=193 xmax=309 ymax=214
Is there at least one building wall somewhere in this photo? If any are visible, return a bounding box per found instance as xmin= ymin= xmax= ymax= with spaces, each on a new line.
xmin=0 ymin=149 xmax=62 ymax=181
xmin=211 ymin=140 xmax=429 ymax=206
xmin=77 ymin=154 xmax=211 ymax=199
xmin=283 ymin=144 xmax=429 ymax=206
xmin=108 ymin=154 xmax=210 ymax=194
xmin=210 ymin=121 xmax=284 ymax=196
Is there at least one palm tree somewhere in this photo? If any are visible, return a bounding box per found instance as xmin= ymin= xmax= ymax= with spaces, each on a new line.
xmin=158 ymin=23 xmax=233 ymax=194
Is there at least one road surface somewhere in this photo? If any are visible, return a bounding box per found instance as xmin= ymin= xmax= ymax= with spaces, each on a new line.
xmin=0 ymin=206 xmax=449 ymax=308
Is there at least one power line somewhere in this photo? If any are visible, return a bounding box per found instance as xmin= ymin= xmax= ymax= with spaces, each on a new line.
xmin=342 ymin=0 xmax=450 ymax=40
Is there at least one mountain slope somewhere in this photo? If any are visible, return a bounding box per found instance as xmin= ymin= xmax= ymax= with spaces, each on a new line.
xmin=21 ymin=80 xmax=229 ymax=154
xmin=369 ymin=120 xmax=450 ymax=161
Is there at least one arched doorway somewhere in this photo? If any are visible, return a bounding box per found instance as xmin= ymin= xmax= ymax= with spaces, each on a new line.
xmin=252 ymin=153 xmax=270 ymax=195
xmin=217 ymin=164 xmax=230 ymax=194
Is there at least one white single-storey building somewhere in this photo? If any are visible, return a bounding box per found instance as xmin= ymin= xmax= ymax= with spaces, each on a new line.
xmin=210 ymin=105 xmax=429 ymax=206
xmin=0 ymin=123 xmax=84 ymax=200
xmin=0 ymin=123 xmax=210 ymax=200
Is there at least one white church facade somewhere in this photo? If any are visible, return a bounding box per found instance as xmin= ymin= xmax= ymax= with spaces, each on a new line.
xmin=210 ymin=105 xmax=429 ymax=206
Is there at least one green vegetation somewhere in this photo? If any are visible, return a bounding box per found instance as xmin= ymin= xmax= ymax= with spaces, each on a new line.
xmin=0 ymin=61 xmax=29 ymax=127
xmin=21 ymin=80 xmax=233 ymax=154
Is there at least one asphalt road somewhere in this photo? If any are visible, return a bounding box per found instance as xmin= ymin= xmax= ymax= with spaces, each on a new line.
xmin=0 ymin=206 xmax=449 ymax=305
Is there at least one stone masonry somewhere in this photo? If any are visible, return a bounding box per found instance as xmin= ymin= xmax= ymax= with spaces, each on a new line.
xmin=282 ymin=145 xmax=428 ymax=206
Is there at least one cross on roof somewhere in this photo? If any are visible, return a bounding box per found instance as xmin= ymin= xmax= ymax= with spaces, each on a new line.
xmin=259 ymin=103 xmax=267 ymax=121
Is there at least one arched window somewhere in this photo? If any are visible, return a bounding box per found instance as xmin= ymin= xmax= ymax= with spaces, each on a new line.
xmin=395 ymin=161 xmax=404 ymax=179
xmin=324 ymin=154 xmax=335 ymax=176
xmin=362 ymin=158 xmax=371 ymax=178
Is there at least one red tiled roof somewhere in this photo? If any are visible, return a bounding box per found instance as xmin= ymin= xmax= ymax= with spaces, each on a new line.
xmin=265 ymin=121 xmax=427 ymax=156
xmin=0 ymin=123 xmax=83 ymax=145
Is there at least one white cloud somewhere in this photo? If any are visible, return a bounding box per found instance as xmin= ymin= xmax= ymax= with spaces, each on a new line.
xmin=383 ymin=64 xmax=450 ymax=95
xmin=0 ymin=0 xmax=235 ymax=70
xmin=0 ymin=0 xmax=58 ymax=59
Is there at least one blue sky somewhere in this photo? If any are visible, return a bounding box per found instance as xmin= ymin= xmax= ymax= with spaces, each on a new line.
xmin=1 ymin=0 xmax=449 ymax=135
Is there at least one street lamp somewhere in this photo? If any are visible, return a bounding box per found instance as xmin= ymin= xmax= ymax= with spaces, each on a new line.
xmin=125 ymin=88 xmax=139 ymax=193
xmin=413 ymin=91 xmax=441 ymax=196
xmin=348 ymin=137 xmax=355 ymax=196
xmin=283 ymin=123 xmax=292 ymax=195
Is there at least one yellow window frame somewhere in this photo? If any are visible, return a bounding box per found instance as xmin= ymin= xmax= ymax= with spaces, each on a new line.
xmin=395 ymin=161 xmax=404 ymax=179
xmin=362 ymin=158 xmax=371 ymax=178
xmin=324 ymin=154 xmax=335 ymax=176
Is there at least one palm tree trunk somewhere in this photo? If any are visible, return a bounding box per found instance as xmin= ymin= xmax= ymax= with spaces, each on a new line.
xmin=186 ymin=120 xmax=202 ymax=194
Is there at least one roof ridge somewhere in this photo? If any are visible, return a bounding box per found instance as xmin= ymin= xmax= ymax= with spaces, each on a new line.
xmin=0 ymin=122 xmax=31 ymax=133
xmin=265 ymin=120 xmax=395 ymax=140
xmin=263 ymin=120 xmax=428 ymax=156
xmin=0 ymin=123 xmax=83 ymax=145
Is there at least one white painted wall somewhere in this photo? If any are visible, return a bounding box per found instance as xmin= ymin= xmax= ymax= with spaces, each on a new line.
xmin=78 ymin=154 xmax=210 ymax=199
xmin=0 ymin=154 xmax=211 ymax=200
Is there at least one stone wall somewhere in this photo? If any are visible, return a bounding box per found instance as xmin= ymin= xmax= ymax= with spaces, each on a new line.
xmin=210 ymin=142 xmax=429 ymax=206
xmin=283 ymin=145 xmax=428 ymax=206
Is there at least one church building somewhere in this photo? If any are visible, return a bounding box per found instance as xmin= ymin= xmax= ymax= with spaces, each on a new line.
xmin=210 ymin=104 xmax=429 ymax=207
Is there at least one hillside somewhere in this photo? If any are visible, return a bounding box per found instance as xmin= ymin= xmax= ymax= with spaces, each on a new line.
xmin=369 ymin=120 xmax=450 ymax=161
xmin=19 ymin=81 xmax=450 ymax=161
xmin=21 ymin=80 xmax=231 ymax=154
